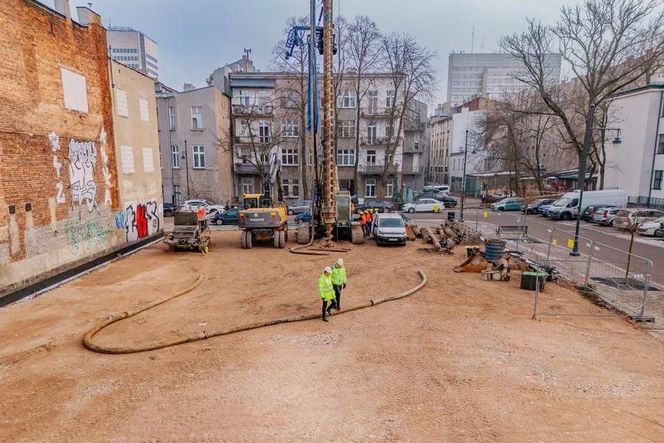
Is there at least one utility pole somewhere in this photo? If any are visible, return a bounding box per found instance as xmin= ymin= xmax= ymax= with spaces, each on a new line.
xmin=571 ymin=103 xmax=595 ymax=256
xmin=321 ymin=0 xmax=335 ymax=242
xmin=460 ymin=129 xmax=469 ymax=222
xmin=182 ymin=139 xmax=191 ymax=199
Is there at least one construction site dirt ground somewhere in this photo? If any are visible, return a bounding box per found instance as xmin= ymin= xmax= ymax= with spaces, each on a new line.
xmin=1 ymin=231 xmax=664 ymax=442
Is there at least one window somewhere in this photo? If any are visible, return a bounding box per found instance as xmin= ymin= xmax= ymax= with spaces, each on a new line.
xmin=61 ymin=68 xmax=89 ymax=113
xmin=337 ymin=148 xmax=356 ymax=166
xmin=339 ymin=120 xmax=356 ymax=138
xmin=338 ymin=90 xmax=356 ymax=108
xmin=139 ymin=98 xmax=149 ymax=121
xmin=282 ymin=147 xmax=299 ymax=166
xmin=367 ymin=122 xmax=377 ymax=144
xmin=171 ymin=145 xmax=180 ymax=168
xmin=241 ymin=177 xmax=254 ymax=194
xmin=385 ymin=123 xmax=394 ymax=138
xmin=173 ymin=184 xmax=181 ymax=206
xmin=365 ymin=178 xmax=376 ymax=197
xmin=367 ymin=90 xmax=378 ymax=114
xmin=658 ymin=134 xmax=664 ymax=154
xmin=386 ymin=90 xmax=396 ymax=108
xmin=142 ymin=147 xmax=154 ymax=172
xmin=115 ymin=89 xmax=128 ymax=117
xmin=386 ymin=182 xmax=394 ymax=198
xmin=283 ymin=179 xmax=300 ymax=197
xmin=281 ymin=120 xmax=299 ymax=137
xmin=193 ymin=145 xmax=205 ymax=169
xmin=654 ymin=170 xmax=663 ymax=190
xmin=120 ymin=146 xmax=135 ymax=173
xmin=191 ymin=106 xmax=203 ymax=129
xmin=168 ymin=106 xmax=176 ymax=129
xmin=259 ymin=121 xmax=270 ymax=143
xmin=366 ymin=149 xmax=377 ymax=165
xmin=238 ymin=90 xmax=251 ymax=106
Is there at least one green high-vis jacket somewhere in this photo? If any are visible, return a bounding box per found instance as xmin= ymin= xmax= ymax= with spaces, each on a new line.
xmin=318 ymin=273 xmax=335 ymax=301
xmin=331 ymin=265 xmax=347 ymax=286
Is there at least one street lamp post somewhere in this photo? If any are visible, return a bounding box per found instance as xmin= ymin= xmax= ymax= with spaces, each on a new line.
xmin=571 ymin=104 xmax=596 ymax=256
xmin=182 ymin=139 xmax=191 ymax=200
xmin=460 ymin=129 xmax=469 ymax=222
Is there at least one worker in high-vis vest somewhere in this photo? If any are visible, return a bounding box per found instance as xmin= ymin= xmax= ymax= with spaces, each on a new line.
xmin=358 ymin=210 xmax=366 ymax=237
xmin=365 ymin=209 xmax=374 ymax=237
xmin=318 ymin=266 xmax=336 ymax=322
xmin=331 ymin=258 xmax=347 ymax=311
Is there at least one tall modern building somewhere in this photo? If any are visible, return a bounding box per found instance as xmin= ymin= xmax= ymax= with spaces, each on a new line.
xmin=107 ymin=26 xmax=159 ymax=79
xmin=447 ymin=52 xmax=561 ymax=106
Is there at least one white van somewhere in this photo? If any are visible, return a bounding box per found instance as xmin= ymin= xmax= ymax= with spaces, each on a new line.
xmin=423 ymin=184 xmax=450 ymax=194
xmin=548 ymin=189 xmax=628 ymax=220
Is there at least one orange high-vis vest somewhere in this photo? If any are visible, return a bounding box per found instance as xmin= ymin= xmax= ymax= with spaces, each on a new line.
xmin=359 ymin=214 xmax=366 ymax=225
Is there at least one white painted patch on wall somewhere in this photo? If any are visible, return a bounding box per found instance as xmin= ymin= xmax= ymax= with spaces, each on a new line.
xmin=99 ymin=127 xmax=113 ymax=206
xmin=49 ymin=131 xmax=65 ymax=204
xmin=139 ymin=98 xmax=149 ymax=121
xmin=115 ymin=89 xmax=128 ymax=118
xmin=142 ymin=147 xmax=154 ymax=173
xmin=120 ymin=146 xmax=135 ymax=174
xmin=61 ymin=67 xmax=89 ymax=113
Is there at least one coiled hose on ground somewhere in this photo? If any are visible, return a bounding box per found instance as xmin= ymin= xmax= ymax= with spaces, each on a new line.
xmin=83 ymin=270 xmax=427 ymax=354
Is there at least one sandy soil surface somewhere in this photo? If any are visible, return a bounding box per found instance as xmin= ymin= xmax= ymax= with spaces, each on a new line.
xmin=1 ymin=230 xmax=663 ymax=442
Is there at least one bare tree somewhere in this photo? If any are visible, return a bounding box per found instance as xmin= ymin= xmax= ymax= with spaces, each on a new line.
xmin=501 ymin=0 xmax=664 ymax=184
xmin=272 ymin=16 xmax=312 ymax=198
xmin=379 ymin=33 xmax=436 ymax=198
xmin=345 ymin=16 xmax=382 ymax=193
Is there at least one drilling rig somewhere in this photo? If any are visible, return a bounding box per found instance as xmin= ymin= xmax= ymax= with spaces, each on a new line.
xmin=287 ymin=0 xmax=364 ymax=245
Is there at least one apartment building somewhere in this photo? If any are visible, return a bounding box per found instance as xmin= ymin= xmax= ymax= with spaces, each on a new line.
xmin=447 ymin=52 xmax=561 ymax=106
xmin=429 ymin=104 xmax=453 ymax=186
xmin=107 ymin=26 xmax=159 ymax=79
xmin=228 ymin=71 xmax=414 ymax=201
xmin=606 ymin=83 xmax=664 ymax=207
xmin=156 ymin=86 xmax=234 ymax=206
xmin=110 ymin=60 xmax=163 ymax=242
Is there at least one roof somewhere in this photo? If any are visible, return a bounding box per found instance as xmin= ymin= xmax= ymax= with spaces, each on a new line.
xmin=611 ymin=83 xmax=664 ymax=99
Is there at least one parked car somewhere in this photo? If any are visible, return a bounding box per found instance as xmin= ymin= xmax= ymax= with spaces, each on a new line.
xmin=206 ymin=205 xmax=226 ymax=217
xmin=372 ymin=212 xmax=407 ymax=245
xmin=356 ymin=200 xmax=393 ymax=214
xmin=287 ymin=200 xmax=311 ymax=215
xmin=637 ymin=216 xmax=664 ymax=237
xmin=522 ymin=198 xmax=556 ymax=214
xmin=547 ymin=190 xmax=628 ymax=221
xmin=211 ymin=207 xmax=239 ymax=225
xmin=423 ymin=184 xmax=450 ymax=194
xmin=438 ymin=195 xmax=458 ymax=208
xmin=582 ymin=205 xmax=604 ymax=221
xmin=162 ymin=202 xmax=176 ymax=217
xmin=614 ymin=208 xmax=664 ymax=230
xmin=539 ymin=203 xmax=553 ymax=217
xmin=490 ymin=197 xmax=525 ymax=212
xmin=402 ymin=198 xmax=444 ymax=213
xmin=181 ymin=199 xmax=213 ymax=211
xmin=592 ymin=207 xmax=620 ymax=226
xmin=294 ymin=209 xmax=312 ymax=224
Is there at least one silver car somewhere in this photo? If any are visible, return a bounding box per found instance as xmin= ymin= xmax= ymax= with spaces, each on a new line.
xmin=592 ymin=207 xmax=620 ymax=226
xmin=614 ymin=208 xmax=664 ymax=230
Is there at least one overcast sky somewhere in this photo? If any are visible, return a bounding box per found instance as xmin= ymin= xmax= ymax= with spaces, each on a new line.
xmin=57 ymin=0 xmax=582 ymax=106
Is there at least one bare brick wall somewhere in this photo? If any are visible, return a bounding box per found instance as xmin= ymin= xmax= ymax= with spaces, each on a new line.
xmin=0 ymin=0 xmax=125 ymax=295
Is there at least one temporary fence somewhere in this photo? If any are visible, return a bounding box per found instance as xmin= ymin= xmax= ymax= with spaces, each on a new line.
xmin=462 ymin=208 xmax=658 ymax=324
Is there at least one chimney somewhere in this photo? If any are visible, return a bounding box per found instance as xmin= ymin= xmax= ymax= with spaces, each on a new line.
xmin=54 ymin=0 xmax=71 ymax=18
xmin=76 ymin=6 xmax=101 ymax=26
xmin=183 ymin=83 xmax=195 ymax=92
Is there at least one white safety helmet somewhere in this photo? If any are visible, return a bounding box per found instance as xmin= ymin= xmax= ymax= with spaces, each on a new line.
xmin=336 ymin=258 xmax=344 ymax=266
xmin=323 ymin=266 xmax=332 ymax=274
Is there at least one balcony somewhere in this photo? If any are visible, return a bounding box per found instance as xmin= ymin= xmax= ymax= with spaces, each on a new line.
xmin=401 ymin=165 xmax=425 ymax=175
xmin=359 ymin=164 xmax=398 ymax=175
xmin=360 ymin=136 xmax=392 ymax=147
xmin=233 ymin=162 xmax=260 ymax=175
xmin=403 ymin=143 xmax=423 ymax=154
xmin=361 ymin=108 xmax=393 ymax=119
xmin=233 ymin=136 xmax=272 ymax=146
xmin=232 ymin=103 xmax=274 ymax=117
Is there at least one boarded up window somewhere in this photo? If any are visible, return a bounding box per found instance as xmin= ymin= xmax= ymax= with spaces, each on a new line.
xmin=120 ymin=145 xmax=135 ymax=173
xmin=142 ymin=147 xmax=154 ymax=172
xmin=116 ymin=89 xmax=129 ymax=117
xmin=61 ymin=68 xmax=88 ymax=113
xmin=139 ymin=98 xmax=149 ymax=121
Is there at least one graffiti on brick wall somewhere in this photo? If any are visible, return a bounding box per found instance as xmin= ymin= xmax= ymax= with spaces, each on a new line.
xmin=99 ymin=127 xmax=112 ymax=206
xmin=64 ymin=219 xmax=112 ymax=254
xmin=115 ymin=201 xmax=161 ymax=242
xmin=49 ymin=132 xmax=66 ymax=204
xmin=68 ymin=139 xmax=98 ymax=212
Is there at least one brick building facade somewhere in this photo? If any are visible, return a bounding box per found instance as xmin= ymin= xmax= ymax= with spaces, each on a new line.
xmin=0 ymin=1 xmax=130 ymax=296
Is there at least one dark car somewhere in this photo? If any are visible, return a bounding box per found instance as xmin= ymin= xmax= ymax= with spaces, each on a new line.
xmin=522 ymin=198 xmax=556 ymax=215
xmin=439 ymin=195 xmax=457 ymax=208
xmin=211 ymin=207 xmax=239 ymax=225
xmin=295 ymin=209 xmax=312 ymax=223
xmin=356 ymin=200 xmax=393 ymax=214
xmin=162 ymin=202 xmax=176 ymax=217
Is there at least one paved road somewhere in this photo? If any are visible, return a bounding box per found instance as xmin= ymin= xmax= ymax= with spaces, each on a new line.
xmin=405 ymin=209 xmax=664 ymax=285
